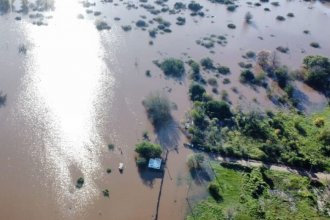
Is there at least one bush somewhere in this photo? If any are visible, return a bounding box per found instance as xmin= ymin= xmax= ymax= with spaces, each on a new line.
xmin=143 ymin=92 xmax=172 ymax=127
xmin=189 ymin=83 xmax=206 ymax=101
xmin=160 ymin=58 xmax=185 ymax=77
xmin=205 ymin=100 xmax=232 ymax=120
xmin=135 ymin=141 xmax=162 ymax=159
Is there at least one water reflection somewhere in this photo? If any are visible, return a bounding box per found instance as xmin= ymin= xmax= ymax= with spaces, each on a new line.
xmin=18 ymin=0 xmax=114 ymax=216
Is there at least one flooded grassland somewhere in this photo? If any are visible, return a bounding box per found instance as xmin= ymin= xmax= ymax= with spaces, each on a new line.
xmin=0 ymin=0 xmax=329 ymax=220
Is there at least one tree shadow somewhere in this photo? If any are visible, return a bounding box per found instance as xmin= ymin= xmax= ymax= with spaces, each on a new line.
xmin=190 ymin=167 xmax=213 ymax=186
xmin=0 ymin=92 xmax=7 ymax=108
xmin=155 ymin=118 xmax=181 ymax=152
xmin=138 ymin=167 xmax=164 ymax=188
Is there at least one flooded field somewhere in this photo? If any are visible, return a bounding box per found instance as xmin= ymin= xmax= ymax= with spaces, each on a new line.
xmin=0 ymin=0 xmax=329 ymax=219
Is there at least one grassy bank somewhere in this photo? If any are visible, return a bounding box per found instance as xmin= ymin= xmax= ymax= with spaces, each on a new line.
xmin=187 ymin=163 xmax=330 ymax=220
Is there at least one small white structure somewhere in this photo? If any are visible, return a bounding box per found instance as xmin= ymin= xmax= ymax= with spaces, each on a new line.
xmin=119 ymin=163 xmax=124 ymax=171
xmin=148 ymin=158 xmax=162 ymax=170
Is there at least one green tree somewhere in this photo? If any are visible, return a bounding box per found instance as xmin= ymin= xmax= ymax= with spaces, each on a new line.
xmin=205 ymin=100 xmax=232 ymax=120
xmin=189 ymin=83 xmax=206 ymax=101
xmin=143 ymin=92 xmax=172 ymax=128
xmin=135 ymin=141 xmax=162 ymax=159
xmin=160 ymin=58 xmax=185 ymax=77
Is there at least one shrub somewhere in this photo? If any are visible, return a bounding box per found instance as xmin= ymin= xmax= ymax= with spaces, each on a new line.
xmin=143 ymin=92 xmax=172 ymax=127
xmin=160 ymin=58 xmax=185 ymax=77
xmin=189 ymin=83 xmax=206 ymax=101
xmin=135 ymin=141 xmax=162 ymax=159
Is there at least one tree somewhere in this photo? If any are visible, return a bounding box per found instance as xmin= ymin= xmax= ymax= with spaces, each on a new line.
xmin=200 ymin=57 xmax=214 ymax=69
xmin=257 ymin=50 xmax=271 ymax=69
xmin=274 ymin=66 xmax=289 ymax=88
xmin=303 ymin=55 xmax=330 ymax=95
xmin=189 ymin=83 xmax=206 ymax=101
xmin=143 ymin=92 xmax=172 ymax=128
xmin=187 ymin=153 xmax=205 ymax=170
xmin=205 ymin=100 xmax=232 ymax=120
xmin=160 ymin=58 xmax=185 ymax=77
xmin=240 ymin=69 xmax=255 ymax=83
xmin=135 ymin=141 xmax=162 ymax=159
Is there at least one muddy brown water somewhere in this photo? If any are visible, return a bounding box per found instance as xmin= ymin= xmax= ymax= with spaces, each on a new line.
xmin=0 ymin=0 xmax=330 ymax=219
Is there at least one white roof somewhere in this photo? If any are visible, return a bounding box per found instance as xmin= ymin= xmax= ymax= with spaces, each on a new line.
xmin=148 ymin=158 xmax=162 ymax=169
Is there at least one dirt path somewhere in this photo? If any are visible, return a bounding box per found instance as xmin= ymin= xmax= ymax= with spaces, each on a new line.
xmin=215 ymin=156 xmax=330 ymax=182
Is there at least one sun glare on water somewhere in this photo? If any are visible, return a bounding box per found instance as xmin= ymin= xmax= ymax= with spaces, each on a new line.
xmin=18 ymin=0 xmax=114 ymax=216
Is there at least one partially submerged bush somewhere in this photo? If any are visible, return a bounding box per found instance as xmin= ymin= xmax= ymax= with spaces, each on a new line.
xmin=159 ymin=58 xmax=185 ymax=78
xmin=143 ymin=92 xmax=172 ymax=127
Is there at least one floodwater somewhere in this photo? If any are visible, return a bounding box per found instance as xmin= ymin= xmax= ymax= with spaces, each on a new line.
xmin=0 ymin=0 xmax=329 ymax=219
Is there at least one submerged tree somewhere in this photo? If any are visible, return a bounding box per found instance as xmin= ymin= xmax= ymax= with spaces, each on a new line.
xmin=143 ymin=92 xmax=172 ymax=128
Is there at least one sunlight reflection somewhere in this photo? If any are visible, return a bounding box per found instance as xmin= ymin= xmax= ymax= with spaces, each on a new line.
xmin=19 ymin=0 xmax=115 ymax=216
